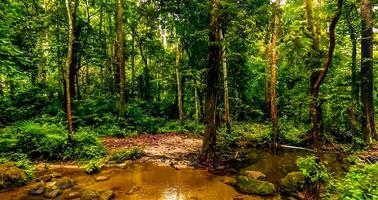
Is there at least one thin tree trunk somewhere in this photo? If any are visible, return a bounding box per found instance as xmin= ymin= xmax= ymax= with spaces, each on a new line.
xmin=360 ymin=0 xmax=376 ymax=142
xmin=219 ymin=27 xmax=231 ymax=134
xmin=175 ymin=41 xmax=185 ymax=125
xmin=117 ymin=0 xmax=126 ymax=119
xmin=269 ymin=0 xmax=281 ymax=150
xmin=201 ymin=0 xmax=222 ymax=164
xmin=65 ymin=0 xmax=74 ymax=143
xmin=346 ymin=4 xmax=358 ymax=135
xmin=309 ymin=0 xmax=343 ymax=155
xmin=131 ymin=27 xmax=136 ymax=97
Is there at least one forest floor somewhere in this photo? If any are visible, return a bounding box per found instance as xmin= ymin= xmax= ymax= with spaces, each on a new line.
xmin=102 ymin=133 xmax=203 ymax=169
xmin=359 ymin=142 xmax=378 ymax=163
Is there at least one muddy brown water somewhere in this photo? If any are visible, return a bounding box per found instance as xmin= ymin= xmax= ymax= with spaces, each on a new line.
xmin=0 ymin=149 xmax=348 ymax=200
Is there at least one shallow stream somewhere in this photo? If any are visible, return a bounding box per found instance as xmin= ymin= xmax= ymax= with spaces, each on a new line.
xmin=0 ymin=148 xmax=348 ymax=200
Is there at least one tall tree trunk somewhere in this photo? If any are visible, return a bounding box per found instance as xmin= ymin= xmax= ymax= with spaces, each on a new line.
xmin=117 ymin=0 xmax=126 ymax=119
xmin=360 ymin=0 xmax=376 ymax=142
xmin=139 ymin=42 xmax=150 ymax=101
xmin=309 ymin=0 xmax=343 ymax=157
xmin=175 ymin=41 xmax=185 ymax=125
xmin=346 ymin=4 xmax=358 ymax=135
xmin=201 ymin=0 xmax=222 ymax=164
xmin=65 ymin=0 xmax=74 ymax=143
xmin=269 ymin=0 xmax=281 ymax=150
xmin=131 ymin=27 xmax=136 ymax=97
xmin=305 ymin=0 xmax=320 ymax=150
xmin=219 ymin=27 xmax=231 ymax=134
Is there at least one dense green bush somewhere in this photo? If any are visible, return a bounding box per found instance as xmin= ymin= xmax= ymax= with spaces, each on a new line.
xmin=326 ymin=164 xmax=378 ymax=199
xmin=296 ymin=156 xmax=331 ymax=199
xmin=64 ymin=128 xmax=107 ymax=160
xmin=0 ymin=121 xmax=106 ymax=161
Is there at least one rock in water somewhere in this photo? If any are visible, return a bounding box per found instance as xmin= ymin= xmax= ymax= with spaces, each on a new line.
xmin=29 ymin=184 xmax=46 ymax=195
xmin=235 ymin=176 xmax=276 ymax=195
xmin=95 ymin=176 xmax=110 ymax=182
xmin=280 ymin=171 xmax=305 ymax=196
xmin=100 ymin=190 xmax=114 ymax=200
xmin=81 ymin=190 xmax=100 ymax=200
xmin=243 ymin=170 xmax=267 ymax=181
xmin=64 ymin=191 xmax=81 ymax=199
xmin=0 ymin=162 xmax=28 ymax=189
xmin=37 ymin=174 xmax=52 ymax=182
xmin=44 ymin=189 xmax=62 ymax=198
xmin=56 ymin=178 xmax=74 ymax=190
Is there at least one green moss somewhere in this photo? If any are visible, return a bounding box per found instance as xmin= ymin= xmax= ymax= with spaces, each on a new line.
xmin=235 ymin=175 xmax=276 ymax=195
xmin=0 ymin=162 xmax=28 ymax=189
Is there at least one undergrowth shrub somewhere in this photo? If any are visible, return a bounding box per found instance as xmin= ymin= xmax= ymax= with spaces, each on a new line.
xmin=280 ymin=118 xmax=308 ymax=145
xmin=110 ymin=148 xmax=144 ymax=163
xmin=326 ymin=163 xmax=378 ymax=199
xmin=0 ymin=121 xmax=106 ymax=161
xmin=297 ymin=156 xmax=331 ymax=199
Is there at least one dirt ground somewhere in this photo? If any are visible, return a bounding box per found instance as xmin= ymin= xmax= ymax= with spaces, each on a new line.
xmin=102 ymin=133 xmax=203 ymax=169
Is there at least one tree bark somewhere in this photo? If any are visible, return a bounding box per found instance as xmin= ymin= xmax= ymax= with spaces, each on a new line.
xmin=65 ymin=0 xmax=74 ymax=143
xmin=201 ymin=0 xmax=222 ymax=164
xmin=175 ymin=41 xmax=185 ymax=125
xmin=269 ymin=0 xmax=281 ymax=150
xmin=309 ymin=0 xmax=343 ymax=155
xmin=219 ymin=27 xmax=231 ymax=134
xmin=360 ymin=0 xmax=376 ymax=142
xmin=131 ymin=27 xmax=136 ymax=97
xmin=346 ymin=4 xmax=358 ymax=135
xmin=117 ymin=0 xmax=126 ymax=119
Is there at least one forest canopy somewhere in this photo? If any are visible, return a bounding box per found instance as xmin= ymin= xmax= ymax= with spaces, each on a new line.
xmin=0 ymin=0 xmax=377 ymax=199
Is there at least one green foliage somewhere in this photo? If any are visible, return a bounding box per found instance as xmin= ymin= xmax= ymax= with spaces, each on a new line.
xmin=84 ymin=159 xmax=104 ymax=174
xmin=296 ymin=156 xmax=331 ymax=184
xmin=64 ymin=128 xmax=107 ymax=160
xmin=0 ymin=121 xmax=106 ymax=161
xmin=280 ymin=118 xmax=308 ymax=145
xmin=326 ymin=164 xmax=378 ymax=200
xmin=110 ymin=148 xmax=144 ymax=163
xmin=0 ymin=153 xmax=35 ymax=180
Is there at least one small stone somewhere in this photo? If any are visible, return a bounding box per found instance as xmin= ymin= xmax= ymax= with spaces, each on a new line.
xmin=52 ymin=172 xmax=62 ymax=178
xmin=243 ymin=170 xmax=266 ymax=181
xmin=72 ymin=185 xmax=81 ymax=190
xmin=64 ymin=191 xmax=81 ymax=199
xmin=233 ymin=195 xmax=243 ymax=200
xmin=29 ymin=185 xmax=46 ymax=195
xmin=56 ymin=178 xmax=74 ymax=190
xmin=38 ymin=175 xmax=52 ymax=182
xmin=81 ymin=190 xmax=100 ymax=200
xmin=44 ymin=189 xmax=62 ymax=198
xmin=100 ymin=190 xmax=114 ymax=200
xmin=127 ymin=186 xmax=142 ymax=195
xmin=95 ymin=176 xmax=110 ymax=182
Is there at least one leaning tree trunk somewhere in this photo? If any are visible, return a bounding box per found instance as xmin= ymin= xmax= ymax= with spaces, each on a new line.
xmin=360 ymin=0 xmax=376 ymax=143
xmin=117 ymin=0 xmax=126 ymax=120
xmin=269 ymin=0 xmax=281 ymax=150
xmin=201 ymin=0 xmax=222 ymax=164
xmin=310 ymin=0 xmax=342 ymax=155
xmin=65 ymin=0 xmax=74 ymax=143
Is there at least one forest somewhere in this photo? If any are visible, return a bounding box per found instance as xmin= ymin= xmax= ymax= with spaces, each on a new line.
xmin=0 ymin=0 xmax=377 ymax=199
